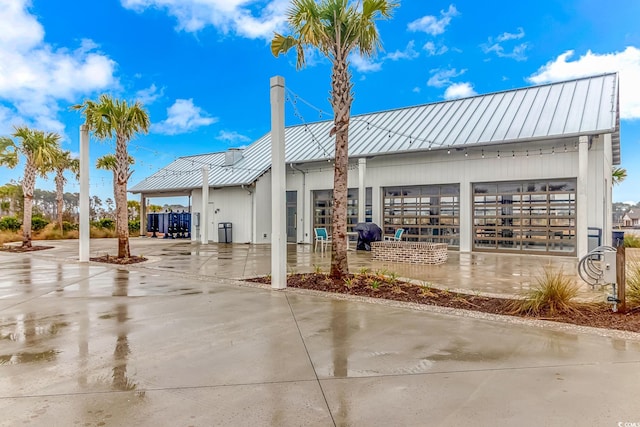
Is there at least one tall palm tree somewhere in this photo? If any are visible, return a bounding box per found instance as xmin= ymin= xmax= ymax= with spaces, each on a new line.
xmin=96 ymin=154 xmax=135 ymax=212
xmin=612 ymin=167 xmax=627 ymax=186
xmin=51 ymin=149 xmax=79 ymax=233
xmin=73 ymin=95 xmax=149 ymax=258
xmin=272 ymin=0 xmax=398 ymax=279
xmin=0 ymin=127 xmax=60 ymax=247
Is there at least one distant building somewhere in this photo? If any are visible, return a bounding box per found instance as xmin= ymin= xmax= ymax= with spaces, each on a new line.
xmin=622 ymin=209 xmax=640 ymax=227
xmin=131 ymin=73 xmax=621 ymax=258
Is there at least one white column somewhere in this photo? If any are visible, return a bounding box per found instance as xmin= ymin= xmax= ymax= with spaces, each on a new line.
xmin=577 ymin=136 xmax=589 ymax=258
xmin=79 ymin=125 xmax=90 ymax=262
xmin=358 ymin=158 xmax=366 ymax=223
xmin=201 ymin=166 xmax=209 ymax=245
xmin=271 ymin=76 xmax=287 ymax=290
xmin=459 ymin=181 xmax=472 ymax=252
xmin=603 ymin=133 xmax=613 ymax=246
xmin=139 ymin=194 xmax=146 ymax=237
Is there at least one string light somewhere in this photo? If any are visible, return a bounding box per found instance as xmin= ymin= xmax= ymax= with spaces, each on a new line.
xmin=497 ymin=150 xmax=500 ymax=159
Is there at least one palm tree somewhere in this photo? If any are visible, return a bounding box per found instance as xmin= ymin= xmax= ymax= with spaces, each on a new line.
xmin=73 ymin=95 xmax=149 ymax=258
xmin=272 ymin=0 xmax=398 ymax=279
xmin=96 ymin=154 xmax=135 ymax=215
xmin=51 ymin=149 xmax=79 ymax=233
xmin=612 ymin=167 xmax=627 ymax=186
xmin=0 ymin=127 xmax=60 ymax=247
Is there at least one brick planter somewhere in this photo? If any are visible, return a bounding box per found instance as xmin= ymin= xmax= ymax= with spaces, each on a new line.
xmin=371 ymin=241 xmax=448 ymax=265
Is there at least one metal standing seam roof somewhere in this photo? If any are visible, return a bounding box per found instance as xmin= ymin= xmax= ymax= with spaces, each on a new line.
xmin=130 ymin=73 xmax=620 ymax=194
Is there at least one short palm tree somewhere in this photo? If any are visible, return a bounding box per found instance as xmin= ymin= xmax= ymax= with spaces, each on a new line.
xmin=272 ymin=0 xmax=398 ymax=279
xmin=0 ymin=127 xmax=60 ymax=247
xmin=73 ymin=95 xmax=149 ymax=258
xmin=51 ymin=149 xmax=79 ymax=233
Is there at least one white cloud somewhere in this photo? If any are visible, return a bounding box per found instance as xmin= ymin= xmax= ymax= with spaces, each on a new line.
xmin=412 ymin=87 xmax=421 ymax=93
xmin=385 ymin=41 xmax=419 ymax=61
xmin=349 ymin=53 xmax=382 ymax=73
xmin=216 ymin=130 xmax=250 ymax=143
xmin=481 ymin=27 xmax=528 ymax=61
xmin=0 ymin=0 xmax=117 ymax=134
xmin=152 ymin=99 xmax=218 ymax=135
xmin=135 ymin=84 xmax=164 ymax=105
xmin=121 ymin=0 xmax=289 ymax=40
xmin=427 ymin=68 xmax=466 ymax=88
xmin=528 ymin=47 xmax=640 ymax=120
xmin=423 ymin=41 xmax=448 ymax=56
xmin=408 ymin=5 xmax=459 ymax=36
xmin=444 ymin=82 xmax=477 ymax=100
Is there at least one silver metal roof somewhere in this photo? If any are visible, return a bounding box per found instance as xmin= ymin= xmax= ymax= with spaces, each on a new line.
xmin=130 ymin=73 xmax=620 ymax=194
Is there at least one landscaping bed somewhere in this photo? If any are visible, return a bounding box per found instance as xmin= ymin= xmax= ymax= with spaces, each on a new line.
xmin=247 ymin=272 xmax=640 ymax=334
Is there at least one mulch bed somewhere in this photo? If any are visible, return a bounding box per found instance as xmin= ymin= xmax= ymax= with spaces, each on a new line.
xmin=90 ymin=255 xmax=147 ymax=265
xmin=0 ymin=245 xmax=53 ymax=253
xmin=247 ymin=273 xmax=640 ymax=334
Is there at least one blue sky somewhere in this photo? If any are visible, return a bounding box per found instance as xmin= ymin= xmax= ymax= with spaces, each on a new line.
xmin=1 ymin=0 xmax=640 ymax=205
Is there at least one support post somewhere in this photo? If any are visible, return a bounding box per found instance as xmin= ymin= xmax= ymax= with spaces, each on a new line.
xmin=577 ymin=136 xmax=589 ymax=258
xmin=140 ymin=194 xmax=146 ymax=237
xmin=201 ymin=166 xmax=209 ymax=245
xmin=79 ymin=125 xmax=90 ymax=262
xmin=358 ymin=158 xmax=366 ymax=223
xmin=616 ymin=245 xmax=626 ymax=313
xmin=270 ymin=76 xmax=287 ymax=290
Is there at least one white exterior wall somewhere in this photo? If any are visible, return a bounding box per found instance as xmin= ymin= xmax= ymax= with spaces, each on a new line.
xmin=255 ymin=171 xmax=272 ymax=243
xmin=275 ymin=139 xmax=611 ymax=257
xmin=210 ymin=136 xmax=611 ymax=256
xmin=190 ymin=186 xmax=253 ymax=243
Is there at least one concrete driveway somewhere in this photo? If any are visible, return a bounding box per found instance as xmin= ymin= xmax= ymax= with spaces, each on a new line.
xmin=1 ymin=238 xmax=639 ymax=426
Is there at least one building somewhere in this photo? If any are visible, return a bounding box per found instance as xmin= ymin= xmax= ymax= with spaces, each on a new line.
xmin=622 ymin=209 xmax=640 ymax=228
xmin=130 ymin=73 xmax=621 ymax=258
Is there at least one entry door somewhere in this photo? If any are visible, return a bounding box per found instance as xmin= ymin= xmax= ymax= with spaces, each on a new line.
xmin=286 ymin=191 xmax=297 ymax=243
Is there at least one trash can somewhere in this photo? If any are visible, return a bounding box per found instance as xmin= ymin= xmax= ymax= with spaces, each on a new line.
xmin=218 ymin=222 xmax=232 ymax=243
xmin=612 ymin=230 xmax=625 ymax=248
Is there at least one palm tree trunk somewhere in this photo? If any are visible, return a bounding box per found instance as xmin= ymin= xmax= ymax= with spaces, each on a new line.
xmin=55 ymin=171 xmax=64 ymax=234
xmin=115 ymin=135 xmax=130 ymax=258
xmin=21 ymin=161 xmax=36 ymax=248
xmin=329 ymin=50 xmax=354 ymax=279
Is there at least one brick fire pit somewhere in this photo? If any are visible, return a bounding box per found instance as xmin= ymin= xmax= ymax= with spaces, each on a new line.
xmin=371 ymin=241 xmax=448 ymax=265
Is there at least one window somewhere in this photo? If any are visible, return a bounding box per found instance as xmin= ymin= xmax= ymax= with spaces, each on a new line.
xmin=473 ymin=179 xmax=576 ymax=254
xmin=313 ymin=188 xmax=372 ymax=235
xmin=382 ymin=185 xmax=460 ymax=247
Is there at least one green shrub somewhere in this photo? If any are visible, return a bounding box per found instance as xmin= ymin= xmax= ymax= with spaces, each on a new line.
xmin=624 ymin=233 xmax=640 ymax=248
xmin=62 ymin=221 xmax=78 ymax=232
xmin=31 ymin=216 xmax=49 ymax=232
xmin=97 ymin=218 xmax=115 ymax=229
xmin=128 ymin=220 xmax=140 ymax=233
xmin=0 ymin=216 xmax=21 ymax=232
xmin=508 ymin=267 xmax=581 ymax=316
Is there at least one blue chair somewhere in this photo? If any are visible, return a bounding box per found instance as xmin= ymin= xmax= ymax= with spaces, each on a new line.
xmin=314 ymin=227 xmax=332 ymax=252
xmin=384 ymin=228 xmax=404 ymax=241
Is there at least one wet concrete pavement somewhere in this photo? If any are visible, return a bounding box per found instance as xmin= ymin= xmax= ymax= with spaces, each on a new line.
xmin=1 ymin=239 xmax=639 ymax=426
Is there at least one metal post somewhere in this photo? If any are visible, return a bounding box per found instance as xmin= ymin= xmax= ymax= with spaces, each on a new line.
xmin=616 ymin=245 xmax=626 ymax=313
xmin=201 ymin=166 xmax=209 ymax=245
xmin=79 ymin=125 xmax=90 ymax=262
xmin=271 ymin=76 xmax=287 ymax=290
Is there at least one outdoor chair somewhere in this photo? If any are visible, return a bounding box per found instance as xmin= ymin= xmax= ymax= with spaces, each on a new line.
xmin=384 ymin=228 xmax=404 ymax=241
xmin=314 ymin=227 xmax=332 ymax=252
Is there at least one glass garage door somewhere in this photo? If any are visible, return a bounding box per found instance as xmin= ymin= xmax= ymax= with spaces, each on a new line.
xmin=473 ymin=180 xmax=576 ymax=255
xmin=383 ymin=184 xmax=460 ymax=247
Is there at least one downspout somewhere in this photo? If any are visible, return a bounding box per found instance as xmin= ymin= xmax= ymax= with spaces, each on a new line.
xmin=290 ymin=163 xmax=306 ymax=243
xmin=241 ymin=184 xmax=255 ymax=243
